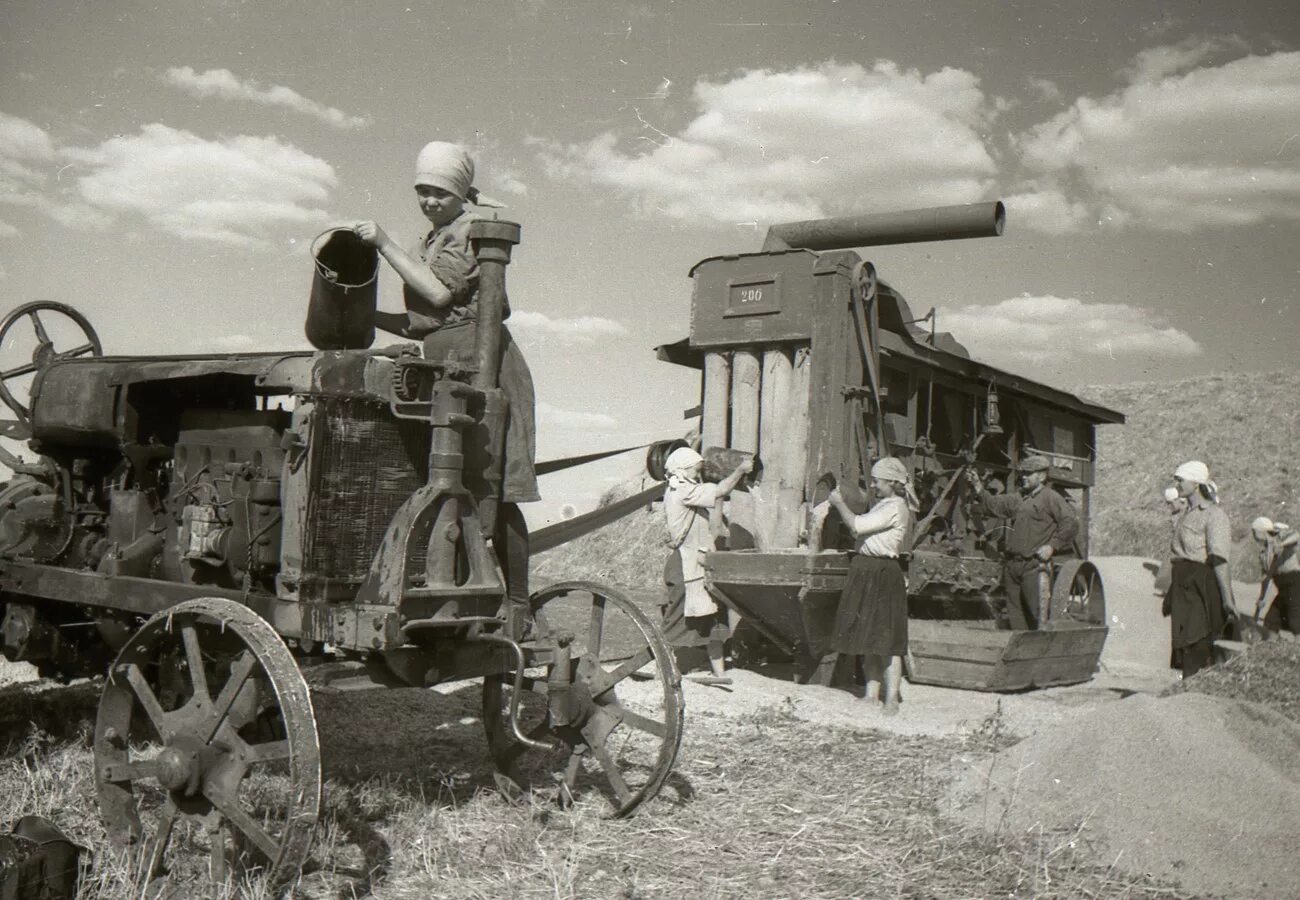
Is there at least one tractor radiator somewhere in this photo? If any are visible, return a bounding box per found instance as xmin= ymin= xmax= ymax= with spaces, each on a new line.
xmin=302 ymin=396 xmax=429 ymax=590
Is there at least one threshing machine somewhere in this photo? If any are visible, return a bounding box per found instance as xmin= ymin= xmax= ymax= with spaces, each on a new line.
xmin=656 ymin=202 xmax=1125 ymax=690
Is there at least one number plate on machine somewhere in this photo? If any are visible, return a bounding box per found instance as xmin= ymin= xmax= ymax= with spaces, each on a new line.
xmin=723 ymin=275 xmax=781 ymax=318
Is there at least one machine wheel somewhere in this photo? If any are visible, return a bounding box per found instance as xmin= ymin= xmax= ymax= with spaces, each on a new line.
xmin=482 ymin=581 xmax=683 ymax=817
xmin=94 ymin=598 xmax=321 ymax=893
xmin=0 ymin=300 xmax=103 ymax=436
xmin=1050 ymin=559 xmax=1106 ymax=626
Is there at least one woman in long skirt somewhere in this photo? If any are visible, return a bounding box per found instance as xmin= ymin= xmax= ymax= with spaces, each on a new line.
xmin=1166 ymin=460 xmax=1235 ymax=678
xmin=825 ymin=457 xmax=917 ymax=715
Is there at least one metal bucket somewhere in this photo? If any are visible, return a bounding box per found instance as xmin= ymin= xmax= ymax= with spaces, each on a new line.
xmin=305 ymin=228 xmax=378 ymax=350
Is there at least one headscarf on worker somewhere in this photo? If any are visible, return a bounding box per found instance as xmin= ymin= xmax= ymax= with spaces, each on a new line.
xmin=413 ymin=141 xmax=503 ymax=207
xmin=664 ymin=446 xmax=705 ymax=488
xmin=1175 ymin=459 xmax=1219 ymax=504
xmin=871 ymin=456 xmax=920 ymax=514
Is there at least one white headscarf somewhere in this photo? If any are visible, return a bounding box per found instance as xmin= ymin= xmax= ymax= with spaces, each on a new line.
xmin=664 ymin=446 xmax=704 ymax=487
xmin=414 ymin=141 xmax=503 ymax=207
xmin=871 ymin=456 xmax=920 ymax=513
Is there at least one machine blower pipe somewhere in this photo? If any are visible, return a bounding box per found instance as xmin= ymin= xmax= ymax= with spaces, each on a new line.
xmin=761 ymin=201 xmax=1005 ymax=252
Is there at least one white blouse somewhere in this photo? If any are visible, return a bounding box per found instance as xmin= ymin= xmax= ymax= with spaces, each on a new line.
xmin=853 ymin=495 xmax=910 ymax=558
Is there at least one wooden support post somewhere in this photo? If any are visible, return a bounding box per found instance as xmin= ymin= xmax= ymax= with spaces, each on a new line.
xmin=702 ymin=352 xmax=730 ymax=451
xmin=781 ymin=345 xmax=811 ymax=547
xmin=728 ymin=350 xmax=762 ymax=548
xmin=755 ymin=349 xmax=793 ymax=550
xmin=703 ymin=352 xmax=732 ymax=546
xmin=730 ymin=350 xmax=761 ymax=454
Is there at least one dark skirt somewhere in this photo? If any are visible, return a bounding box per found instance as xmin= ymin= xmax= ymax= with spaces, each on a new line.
xmin=422 ymin=322 xmax=539 ymax=503
xmin=661 ymin=551 xmax=730 ymax=648
xmin=1167 ymin=558 xmax=1228 ymax=668
xmin=1263 ymin=571 xmax=1300 ymax=635
xmin=833 ymin=555 xmax=908 ymax=657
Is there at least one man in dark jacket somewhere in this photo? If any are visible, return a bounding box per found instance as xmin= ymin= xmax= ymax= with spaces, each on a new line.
xmin=967 ymin=454 xmax=1078 ymax=630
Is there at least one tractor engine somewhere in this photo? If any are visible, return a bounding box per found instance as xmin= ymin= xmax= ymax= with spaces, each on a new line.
xmin=169 ymin=409 xmax=287 ymax=589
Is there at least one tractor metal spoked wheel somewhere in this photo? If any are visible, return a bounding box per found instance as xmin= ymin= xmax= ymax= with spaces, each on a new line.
xmin=94 ymin=598 xmax=321 ymax=893
xmin=1051 ymin=559 xmax=1107 ymax=625
xmin=482 ymin=581 xmax=684 ymax=817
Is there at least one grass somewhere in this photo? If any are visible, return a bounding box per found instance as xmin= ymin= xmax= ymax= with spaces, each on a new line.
xmin=0 ymin=682 xmax=1202 ymax=899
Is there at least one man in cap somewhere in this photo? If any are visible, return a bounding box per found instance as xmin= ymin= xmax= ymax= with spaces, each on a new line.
xmin=967 ymin=454 xmax=1079 ymax=630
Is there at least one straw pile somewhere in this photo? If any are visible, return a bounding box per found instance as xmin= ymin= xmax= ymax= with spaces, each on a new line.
xmin=944 ymin=691 xmax=1300 ymax=899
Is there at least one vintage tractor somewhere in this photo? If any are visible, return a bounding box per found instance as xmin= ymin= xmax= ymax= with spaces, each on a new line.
xmin=0 ymin=221 xmax=683 ymax=889
xmin=655 ymin=202 xmax=1125 ymax=690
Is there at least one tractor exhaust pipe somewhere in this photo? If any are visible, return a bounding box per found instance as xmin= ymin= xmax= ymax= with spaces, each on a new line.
xmin=761 ymin=201 xmax=1005 ymax=252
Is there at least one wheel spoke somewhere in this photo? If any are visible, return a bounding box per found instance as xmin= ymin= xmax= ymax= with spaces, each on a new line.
xmin=205 ymin=787 xmax=282 ymax=861
xmin=587 ymin=594 xmax=607 ymax=662
xmin=141 ymin=797 xmax=178 ymax=881
xmin=122 ymin=664 xmax=170 ymax=740
xmin=54 ymin=342 xmax=96 ymax=361
xmin=589 ymin=646 xmax=654 ymax=697
xmin=244 ymin=739 xmax=291 ymax=765
xmin=606 ymin=703 xmax=667 ymax=739
xmin=181 ymin=625 xmax=210 ymax=701
xmin=27 ymin=310 xmax=50 ymax=345
xmin=210 ymin=819 xmax=229 ymax=885
xmin=590 ymin=744 xmax=632 ymax=805
xmin=205 ymin=651 xmax=258 ymax=741
xmin=0 ymin=361 xmax=38 ymax=380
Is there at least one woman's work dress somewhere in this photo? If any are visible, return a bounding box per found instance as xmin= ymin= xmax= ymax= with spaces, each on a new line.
xmin=1259 ymin=528 xmax=1300 ymax=635
xmin=403 ymin=211 xmax=539 ymax=504
xmin=662 ymin=478 xmax=728 ymax=647
xmin=833 ymin=495 xmax=911 ymax=657
xmin=1166 ymin=495 xmax=1232 ymax=676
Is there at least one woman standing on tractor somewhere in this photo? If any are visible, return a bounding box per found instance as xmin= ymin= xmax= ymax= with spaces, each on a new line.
xmin=353 ymin=141 xmax=539 ymax=610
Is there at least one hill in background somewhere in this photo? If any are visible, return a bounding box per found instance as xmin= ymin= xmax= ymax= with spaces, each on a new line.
xmin=536 ymin=370 xmax=1299 ymax=586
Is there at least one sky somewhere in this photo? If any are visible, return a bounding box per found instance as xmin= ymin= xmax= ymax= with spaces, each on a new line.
xmin=1 ymin=0 xmax=1297 ymax=526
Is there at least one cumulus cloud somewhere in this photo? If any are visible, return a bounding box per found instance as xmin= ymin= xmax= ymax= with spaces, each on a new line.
xmin=538 ymin=61 xmax=1001 ymax=224
xmin=940 ymin=294 xmax=1202 ymax=373
xmin=63 ymin=124 xmax=336 ymax=244
xmin=1014 ymin=48 xmax=1300 ymax=231
xmin=537 ymin=401 xmax=618 ymax=431
xmin=510 ymin=310 xmax=627 ymax=343
xmin=0 ymin=112 xmax=55 ymax=199
xmin=165 ymin=67 xmax=370 ymax=129
xmin=1002 ymin=187 xmax=1093 ymax=235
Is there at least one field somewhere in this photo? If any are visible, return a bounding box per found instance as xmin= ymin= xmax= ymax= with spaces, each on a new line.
xmin=1 ymin=369 xmax=1297 ymax=898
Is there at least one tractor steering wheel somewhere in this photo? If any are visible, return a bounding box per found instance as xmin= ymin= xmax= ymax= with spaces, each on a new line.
xmin=0 ymin=301 xmax=103 ymax=438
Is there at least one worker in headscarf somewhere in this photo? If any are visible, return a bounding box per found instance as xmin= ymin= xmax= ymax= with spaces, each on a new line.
xmin=824 ymin=457 xmax=917 ymax=716
xmin=353 ymin=142 xmax=538 ymax=619
xmin=1251 ymin=516 xmax=1299 ymax=636
xmin=661 ymin=447 xmax=753 ymax=678
xmin=1167 ymin=460 xmax=1236 ymax=677
xmin=967 ymin=455 xmax=1079 ymax=631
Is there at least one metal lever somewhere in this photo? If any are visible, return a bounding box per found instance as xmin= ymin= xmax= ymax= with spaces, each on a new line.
xmin=468 ymin=630 xmax=554 ymax=751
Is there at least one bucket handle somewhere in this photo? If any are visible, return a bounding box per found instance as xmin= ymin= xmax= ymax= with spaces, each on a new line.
xmin=311 ymin=227 xmax=380 ymax=288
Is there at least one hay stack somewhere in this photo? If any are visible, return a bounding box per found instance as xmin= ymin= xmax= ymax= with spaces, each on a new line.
xmin=944 ymin=692 xmax=1300 ymax=899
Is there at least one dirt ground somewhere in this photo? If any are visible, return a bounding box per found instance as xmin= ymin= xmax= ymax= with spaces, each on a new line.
xmin=0 ymin=554 xmax=1248 ymax=737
